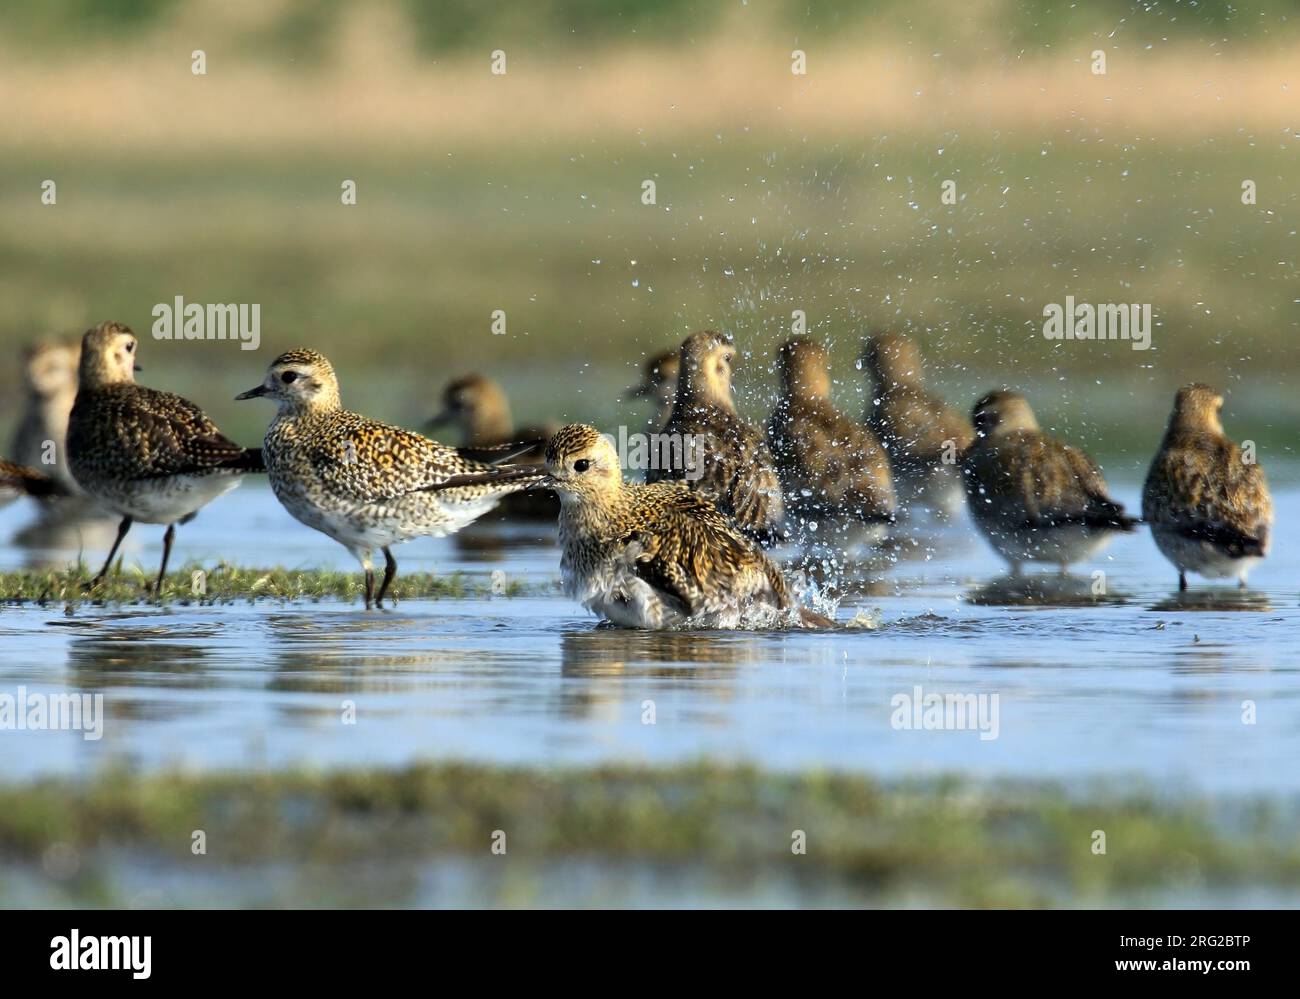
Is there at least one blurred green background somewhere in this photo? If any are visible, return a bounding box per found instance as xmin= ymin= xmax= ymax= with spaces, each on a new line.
xmin=1 ymin=0 xmax=1296 ymax=458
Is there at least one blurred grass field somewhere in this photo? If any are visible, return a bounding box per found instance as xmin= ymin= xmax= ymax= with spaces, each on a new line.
xmin=1 ymin=0 xmax=1296 ymax=448
xmin=5 ymin=761 xmax=1300 ymax=907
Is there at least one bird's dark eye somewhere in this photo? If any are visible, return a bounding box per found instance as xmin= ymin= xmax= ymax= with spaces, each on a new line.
xmin=281 ymin=371 xmax=298 ymax=384
xmin=574 ymin=459 xmax=591 ymax=473
xmin=124 ymin=341 xmax=135 ymax=353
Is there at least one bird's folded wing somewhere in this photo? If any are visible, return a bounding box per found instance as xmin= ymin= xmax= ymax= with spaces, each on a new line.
xmin=122 ymin=389 xmax=253 ymax=478
xmin=970 ymin=433 xmax=1125 ymax=528
xmin=724 ymin=422 xmax=785 ymax=534
xmin=310 ymin=418 xmax=535 ymax=503
xmin=1154 ymin=440 xmax=1272 ymax=543
xmin=883 ymin=388 xmax=973 ymax=458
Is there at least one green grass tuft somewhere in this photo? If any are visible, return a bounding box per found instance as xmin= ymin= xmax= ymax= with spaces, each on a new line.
xmin=0 ymin=562 xmax=530 ymax=607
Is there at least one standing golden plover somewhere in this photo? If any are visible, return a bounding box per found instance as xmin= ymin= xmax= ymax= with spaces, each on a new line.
xmin=426 ymin=372 xmax=559 ymax=519
xmin=238 ymin=349 xmax=543 ymax=608
xmin=767 ymin=339 xmax=895 ymax=528
xmin=862 ymin=332 xmax=973 ymax=518
xmin=646 ymin=330 xmax=785 ymax=544
xmin=11 ymin=337 xmax=82 ymax=497
xmin=542 ymin=424 xmax=831 ymax=629
xmin=1142 ymin=383 xmax=1272 ymax=590
xmin=624 ymin=348 xmax=680 ymax=435
xmin=961 ymin=390 xmax=1136 ymax=574
xmin=67 ymin=322 xmax=265 ymax=592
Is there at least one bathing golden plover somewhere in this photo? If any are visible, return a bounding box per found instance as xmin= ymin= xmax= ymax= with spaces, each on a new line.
xmin=238 ymin=349 xmax=543 ymax=608
xmin=1142 ymin=383 xmax=1272 ymax=590
xmin=66 ymin=322 xmax=265 ymax=592
xmin=426 ymin=372 xmax=559 ymax=519
xmin=646 ymin=330 xmax=785 ymax=544
xmin=624 ymin=347 xmax=680 ymax=434
xmin=862 ymin=332 xmax=973 ymax=519
xmin=11 ymin=337 xmax=82 ymax=497
xmin=542 ymin=424 xmax=830 ymax=629
xmin=961 ymin=390 xmax=1136 ymax=574
xmin=767 ymin=339 xmax=895 ymax=528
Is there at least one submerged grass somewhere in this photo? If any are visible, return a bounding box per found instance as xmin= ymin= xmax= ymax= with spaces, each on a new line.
xmin=1 ymin=761 xmax=1297 ymax=907
xmin=0 ymin=562 xmax=530 ymax=607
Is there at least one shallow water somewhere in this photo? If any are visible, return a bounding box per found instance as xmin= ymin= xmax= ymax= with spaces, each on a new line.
xmin=1 ymin=470 xmax=1297 ymax=795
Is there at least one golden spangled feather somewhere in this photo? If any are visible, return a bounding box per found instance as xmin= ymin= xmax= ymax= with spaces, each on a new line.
xmin=768 ymin=397 xmax=894 ymax=521
xmin=963 ymin=430 xmax=1134 ymax=529
xmin=275 ymin=409 xmax=531 ymax=505
xmin=617 ymin=482 xmax=792 ymax=617
xmin=69 ymin=384 xmax=262 ymax=480
xmin=650 ymin=404 xmax=786 ymax=541
xmin=1143 ymin=433 xmax=1272 ymax=554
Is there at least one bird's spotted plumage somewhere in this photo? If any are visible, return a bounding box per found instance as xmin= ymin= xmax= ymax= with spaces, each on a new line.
xmin=66 ymin=322 xmax=263 ymax=592
xmin=645 ymin=330 xmax=785 ymax=544
xmin=240 ymin=349 xmax=542 ymax=607
xmin=546 ymin=424 xmax=828 ymax=629
xmin=862 ymin=332 xmax=973 ymax=518
xmin=1142 ymin=383 xmax=1272 ymax=589
xmin=961 ymin=390 xmax=1135 ymax=573
xmin=767 ymin=339 xmax=895 ymax=525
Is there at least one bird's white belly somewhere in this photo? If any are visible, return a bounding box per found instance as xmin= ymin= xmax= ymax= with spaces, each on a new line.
xmin=1151 ymin=527 xmax=1261 ymax=580
xmin=100 ymin=473 xmax=241 ymax=525
xmin=983 ymin=521 xmax=1115 ymax=566
xmin=271 ymin=473 xmax=500 ymax=550
xmin=566 ymin=560 xmax=683 ymax=630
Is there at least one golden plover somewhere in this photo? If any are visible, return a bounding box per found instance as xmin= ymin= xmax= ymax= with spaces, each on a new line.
xmin=624 ymin=347 xmax=680 ymax=435
xmin=10 ymin=337 xmax=82 ymax=497
xmin=862 ymin=332 xmax=973 ymax=518
xmin=67 ymin=322 xmax=264 ymax=591
xmin=767 ymin=339 xmax=895 ymax=527
xmin=646 ymin=330 xmax=785 ymax=544
xmin=426 ymin=372 xmax=559 ymax=519
xmin=542 ymin=424 xmax=830 ymax=629
xmin=238 ymin=349 xmax=543 ymax=608
xmin=1142 ymin=383 xmax=1272 ymax=590
xmin=0 ymin=458 xmax=66 ymax=507
xmin=961 ymin=390 xmax=1136 ymax=574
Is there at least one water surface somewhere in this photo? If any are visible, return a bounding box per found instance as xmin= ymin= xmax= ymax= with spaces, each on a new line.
xmin=1 ymin=472 xmax=1297 ymax=795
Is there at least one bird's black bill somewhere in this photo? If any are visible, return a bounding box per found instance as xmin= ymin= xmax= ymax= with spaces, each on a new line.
xmin=235 ymin=385 xmax=269 ymax=400
xmin=423 ymin=410 xmax=452 ymax=431
xmin=134 ymin=364 xmax=143 ymax=372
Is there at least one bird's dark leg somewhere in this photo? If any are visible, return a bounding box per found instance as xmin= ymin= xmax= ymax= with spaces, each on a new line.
xmin=91 ymin=516 xmax=133 ymax=587
xmin=374 ymin=546 xmax=397 ymax=608
xmin=364 ymin=569 xmax=376 ymax=610
xmin=153 ymin=523 xmax=176 ymax=597
xmin=1238 ymin=576 xmax=1247 ymax=590
xmin=1178 ymin=571 xmax=1188 ymax=592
